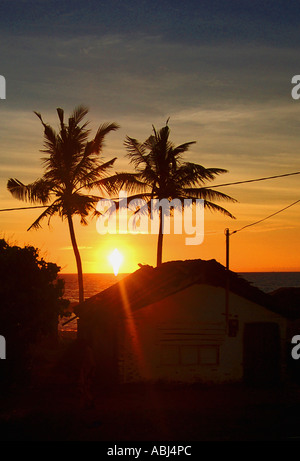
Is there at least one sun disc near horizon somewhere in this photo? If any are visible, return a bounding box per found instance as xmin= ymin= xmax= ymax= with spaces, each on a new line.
xmin=108 ymin=248 xmax=124 ymax=276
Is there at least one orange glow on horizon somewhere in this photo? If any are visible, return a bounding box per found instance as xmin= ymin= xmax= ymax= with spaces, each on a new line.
xmin=3 ymin=207 xmax=300 ymax=274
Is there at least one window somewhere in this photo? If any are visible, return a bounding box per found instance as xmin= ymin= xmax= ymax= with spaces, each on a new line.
xmin=199 ymin=346 xmax=219 ymax=365
xmin=160 ymin=345 xmax=219 ymax=366
xmin=180 ymin=346 xmax=198 ymax=365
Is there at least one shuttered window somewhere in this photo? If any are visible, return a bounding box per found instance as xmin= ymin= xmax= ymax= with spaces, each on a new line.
xmin=161 ymin=345 xmax=219 ymax=366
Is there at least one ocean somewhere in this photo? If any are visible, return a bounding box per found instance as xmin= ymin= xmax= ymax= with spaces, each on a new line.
xmin=240 ymin=272 xmax=300 ymax=293
xmin=59 ymin=272 xmax=300 ymax=303
xmin=58 ymin=272 xmax=300 ymax=331
xmin=58 ymin=273 xmax=129 ymax=303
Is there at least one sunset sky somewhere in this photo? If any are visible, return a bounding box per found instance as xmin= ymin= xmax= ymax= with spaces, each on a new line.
xmin=1 ymin=0 xmax=300 ymax=274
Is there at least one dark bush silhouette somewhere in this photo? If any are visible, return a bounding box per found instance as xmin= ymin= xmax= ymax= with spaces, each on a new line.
xmin=0 ymin=239 xmax=67 ymax=388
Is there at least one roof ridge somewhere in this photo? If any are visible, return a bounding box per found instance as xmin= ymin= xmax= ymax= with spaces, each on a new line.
xmin=75 ymin=258 xmax=285 ymax=318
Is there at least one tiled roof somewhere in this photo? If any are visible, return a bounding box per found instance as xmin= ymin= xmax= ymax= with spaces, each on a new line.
xmin=74 ymin=259 xmax=285 ymax=319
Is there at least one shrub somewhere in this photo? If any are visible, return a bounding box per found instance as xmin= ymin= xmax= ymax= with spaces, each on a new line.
xmin=0 ymin=239 xmax=68 ymax=387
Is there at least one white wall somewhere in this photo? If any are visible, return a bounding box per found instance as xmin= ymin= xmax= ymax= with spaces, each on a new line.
xmin=118 ymin=284 xmax=286 ymax=383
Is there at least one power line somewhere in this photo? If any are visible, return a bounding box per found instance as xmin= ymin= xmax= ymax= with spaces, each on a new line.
xmin=0 ymin=170 xmax=299 ymax=212
xmin=207 ymin=171 xmax=300 ymax=189
xmin=232 ymin=198 xmax=300 ymax=235
xmin=0 ymin=205 xmax=48 ymax=212
xmin=225 ymin=198 xmax=300 ymax=273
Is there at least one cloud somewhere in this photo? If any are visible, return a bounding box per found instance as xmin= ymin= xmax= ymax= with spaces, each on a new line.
xmin=1 ymin=1 xmax=299 ymax=49
xmin=1 ymin=27 xmax=300 ymax=225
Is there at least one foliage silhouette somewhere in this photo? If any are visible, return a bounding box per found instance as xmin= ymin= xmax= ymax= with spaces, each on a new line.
xmin=0 ymin=239 xmax=66 ymax=388
xmin=122 ymin=122 xmax=237 ymax=266
xmin=7 ymin=106 xmax=122 ymax=302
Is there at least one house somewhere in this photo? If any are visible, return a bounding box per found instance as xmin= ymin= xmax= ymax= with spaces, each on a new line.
xmin=270 ymin=287 xmax=300 ymax=382
xmin=74 ymin=259 xmax=288 ymax=386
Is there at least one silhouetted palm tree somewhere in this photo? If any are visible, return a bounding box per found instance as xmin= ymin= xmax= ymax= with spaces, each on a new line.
xmin=123 ymin=122 xmax=237 ymax=266
xmin=7 ymin=106 xmax=121 ymax=303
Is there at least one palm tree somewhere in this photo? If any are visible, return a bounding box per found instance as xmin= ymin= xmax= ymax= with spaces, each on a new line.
xmin=7 ymin=105 xmax=121 ymax=303
xmin=123 ymin=122 xmax=237 ymax=267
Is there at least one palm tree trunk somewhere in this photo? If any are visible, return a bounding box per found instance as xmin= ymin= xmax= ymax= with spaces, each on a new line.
xmin=156 ymin=207 xmax=164 ymax=267
xmin=67 ymin=213 xmax=84 ymax=303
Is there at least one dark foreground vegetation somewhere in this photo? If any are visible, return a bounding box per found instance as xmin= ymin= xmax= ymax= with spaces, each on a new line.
xmin=0 ymin=239 xmax=68 ymax=391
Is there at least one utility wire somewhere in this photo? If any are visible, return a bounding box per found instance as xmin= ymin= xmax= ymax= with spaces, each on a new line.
xmin=0 ymin=205 xmax=48 ymax=212
xmin=207 ymin=171 xmax=300 ymax=189
xmin=232 ymin=198 xmax=300 ymax=235
xmin=0 ymin=170 xmax=300 ymax=212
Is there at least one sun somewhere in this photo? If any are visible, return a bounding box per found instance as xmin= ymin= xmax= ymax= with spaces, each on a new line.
xmin=108 ymin=248 xmax=124 ymax=276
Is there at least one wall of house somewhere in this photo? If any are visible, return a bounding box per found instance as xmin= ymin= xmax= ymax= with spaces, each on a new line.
xmin=80 ymin=310 xmax=119 ymax=384
xmin=117 ymin=284 xmax=287 ymax=384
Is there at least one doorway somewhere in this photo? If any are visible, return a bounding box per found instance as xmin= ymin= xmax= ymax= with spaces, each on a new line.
xmin=243 ymin=322 xmax=280 ymax=386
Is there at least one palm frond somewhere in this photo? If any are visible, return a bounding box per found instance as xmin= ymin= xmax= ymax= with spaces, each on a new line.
xmin=34 ymin=111 xmax=59 ymax=156
xmin=124 ymin=136 xmax=149 ymax=169
xmin=74 ymin=158 xmax=117 ymax=191
xmin=203 ymin=200 xmax=236 ymax=219
xmin=122 ymin=122 xmax=237 ymax=235
xmin=61 ymin=192 xmax=99 ymax=219
xmin=70 ymin=105 xmax=89 ymax=126
xmin=183 ymin=187 xmax=237 ymax=203
xmin=139 ymin=164 xmax=159 ymax=186
xmin=71 ymin=123 xmax=119 ymax=181
xmin=33 ymin=111 xmax=46 ymax=127
xmin=92 ymin=122 xmax=120 ymax=154
xmin=27 ymin=200 xmax=61 ymax=230
xmin=7 ymin=178 xmax=52 ymax=204
xmin=94 ymin=172 xmax=148 ymax=195
xmin=174 ymin=163 xmax=228 ymax=186
xmin=89 ymin=172 xmax=144 ymax=196
xmin=172 ymin=141 xmax=196 ymax=157
xmin=56 ymin=108 xmax=65 ymax=129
